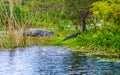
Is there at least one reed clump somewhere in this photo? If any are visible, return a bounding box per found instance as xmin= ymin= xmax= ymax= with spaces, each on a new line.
xmin=0 ymin=1 xmax=32 ymax=49
xmin=0 ymin=26 xmax=31 ymax=49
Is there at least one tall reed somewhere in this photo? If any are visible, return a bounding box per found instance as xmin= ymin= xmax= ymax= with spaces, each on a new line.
xmin=0 ymin=1 xmax=31 ymax=49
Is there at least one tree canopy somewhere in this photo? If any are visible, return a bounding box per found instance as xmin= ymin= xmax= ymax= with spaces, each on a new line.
xmin=91 ymin=0 xmax=120 ymax=24
xmin=64 ymin=0 xmax=98 ymax=32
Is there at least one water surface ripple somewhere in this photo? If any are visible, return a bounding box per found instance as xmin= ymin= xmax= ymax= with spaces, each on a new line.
xmin=0 ymin=46 xmax=120 ymax=75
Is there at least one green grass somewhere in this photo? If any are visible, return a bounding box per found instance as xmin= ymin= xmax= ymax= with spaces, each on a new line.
xmin=27 ymin=28 xmax=119 ymax=54
xmin=62 ymin=29 xmax=120 ymax=52
xmin=0 ymin=28 xmax=120 ymax=61
xmin=0 ymin=28 xmax=119 ymax=53
xmin=0 ymin=27 xmax=119 ymax=62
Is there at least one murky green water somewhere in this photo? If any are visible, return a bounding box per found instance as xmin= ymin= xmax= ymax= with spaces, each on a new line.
xmin=0 ymin=46 xmax=120 ymax=75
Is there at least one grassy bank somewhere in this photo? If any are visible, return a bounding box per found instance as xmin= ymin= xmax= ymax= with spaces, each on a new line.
xmin=38 ymin=29 xmax=120 ymax=61
xmin=0 ymin=0 xmax=119 ymax=52
xmin=0 ymin=29 xmax=119 ymax=52
xmin=0 ymin=28 xmax=120 ymax=61
xmin=38 ymin=29 xmax=120 ymax=52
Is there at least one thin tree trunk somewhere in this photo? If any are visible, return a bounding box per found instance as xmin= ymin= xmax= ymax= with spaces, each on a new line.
xmin=80 ymin=17 xmax=86 ymax=32
xmin=79 ymin=11 xmax=89 ymax=32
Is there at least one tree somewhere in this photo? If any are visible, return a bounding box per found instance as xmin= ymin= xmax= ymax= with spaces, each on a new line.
xmin=91 ymin=0 xmax=120 ymax=25
xmin=64 ymin=0 xmax=98 ymax=32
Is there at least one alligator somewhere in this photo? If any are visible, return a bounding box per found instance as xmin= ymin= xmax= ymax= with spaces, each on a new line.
xmin=23 ymin=29 xmax=59 ymax=37
xmin=62 ymin=32 xmax=80 ymax=41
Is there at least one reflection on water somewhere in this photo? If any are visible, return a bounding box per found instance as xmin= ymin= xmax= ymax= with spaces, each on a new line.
xmin=0 ymin=46 xmax=120 ymax=75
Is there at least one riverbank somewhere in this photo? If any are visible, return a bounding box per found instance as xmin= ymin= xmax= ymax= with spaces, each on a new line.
xmin=38 ymin=29 xmax=120 ymax=61
xmin=0 ymin=29 xmax=119 ymax=61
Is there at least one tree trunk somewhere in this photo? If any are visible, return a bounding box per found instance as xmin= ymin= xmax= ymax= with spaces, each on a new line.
xmin=80 ymin=17 xmax=86 ymax=32
xmin=79 ymin=11 xmax=89 ymax=32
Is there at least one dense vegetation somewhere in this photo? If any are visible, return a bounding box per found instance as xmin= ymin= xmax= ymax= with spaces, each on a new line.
xmin=0 ymin=0 xmax=119 ymax=54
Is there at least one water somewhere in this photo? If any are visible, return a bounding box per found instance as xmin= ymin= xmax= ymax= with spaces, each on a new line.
xmin=0 ymin=46 xmax=120 ymax=75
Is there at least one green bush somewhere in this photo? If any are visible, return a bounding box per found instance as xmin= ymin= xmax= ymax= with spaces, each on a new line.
xmin=13 ymin=5 xmax=31 ymax=25
xmin=70 ymin=28 xmax=120 ymax=52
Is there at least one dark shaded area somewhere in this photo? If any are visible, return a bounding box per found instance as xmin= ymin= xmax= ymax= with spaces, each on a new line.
xmin=0 ymin=46 xmax=120 ymax=75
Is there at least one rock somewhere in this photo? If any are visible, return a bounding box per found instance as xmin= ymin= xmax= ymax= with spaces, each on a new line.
xmin=23 ymin=29 xmax=59 ymax=37
xmin=62 ymin=32 xmax=80 ymax=41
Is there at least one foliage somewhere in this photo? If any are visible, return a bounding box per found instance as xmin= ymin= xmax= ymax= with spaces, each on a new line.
xmin=63 ymin=28 xmax=120 ymax=52
xmin=64 ymin=0 xmax=98 ymax=32
xmin=0 ymin=35 xmax=30 ymax=49
xmin=0 ymin=2 xmax=31 ymax=28
xmin=0 ymin=5 xmax=10 ymax=26
xmin=91 ymin=0 xmax=120 ymax=24
xmin=13 ymin=5 xmax=30 ymax=25
xmin=22 ymin=0 xmax=69 ymax=29
xmin=0 ymin=0 xmax=119 ymax=55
